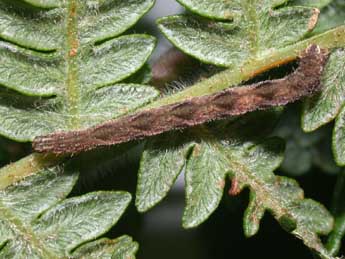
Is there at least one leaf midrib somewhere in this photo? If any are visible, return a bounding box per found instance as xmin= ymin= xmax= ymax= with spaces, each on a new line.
xmin=0 ymin=200 xmax=59 ymax=259
xmin=241 ymin=0 xmax=259 ymax=55
xmin=208 ymin=139 xmax=287 ymax=215
xmin=65 ymin=0 xmax=81 ymax=129
xmin=201 ymin=130 xmax=331 ymax=258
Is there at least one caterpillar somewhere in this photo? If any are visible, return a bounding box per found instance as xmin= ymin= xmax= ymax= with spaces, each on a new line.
xmin=33 ymin=45 xmax=329 ymax=154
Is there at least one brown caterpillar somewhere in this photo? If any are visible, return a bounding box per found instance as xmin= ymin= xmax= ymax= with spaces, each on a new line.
xmin=33 ymin=45 xmax=329 ymax=154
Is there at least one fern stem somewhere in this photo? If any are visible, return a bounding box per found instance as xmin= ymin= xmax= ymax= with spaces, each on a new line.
xmin=0 ymin=204 xmax=60 ymax=259
xmin=65 ymin=0 xmax=81 ymax=129
xmin=2 ymin=26 xmax=345 ymax=188
xmin=0 ymin=154 xmax=62 ymax=190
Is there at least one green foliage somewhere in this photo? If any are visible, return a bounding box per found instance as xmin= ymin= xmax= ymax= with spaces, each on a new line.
xmin=136 ymin=1 xmax=345 ymax=258
xmin=0 ymin=165 xmax=137 ymax=258
xmin=0 ymin=0 xmax=158 ymax=141
xmin=326 ymin=171 xmax=345 ymax=256
xmin=1 ymin=1 xmax=345 ymax=259
xmin=291 ymin=0 xmax=333 ymax=8
xmin=274 ymin=105 xmax=340 ymax=176
xmin=137 ymin=111 xmax=334 ymax=258
xmin=0 ymin=0 xmax=155 ymax=257
xmin=302 ymin=48 xmax=345 ymax=165
xmin=158 ymin=0 xmax=318 ymax=67
xmin=313 ymin=0 xmax=345 ymax=33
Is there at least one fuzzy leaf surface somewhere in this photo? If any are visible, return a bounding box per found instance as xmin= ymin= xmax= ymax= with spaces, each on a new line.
xmin=291 ymin=0 xmax=333 ymax=8
xmin=302 ymin=48 xmax=345 ymax=165
xmin=136 ymin=132 xmax=194 ymax=212
xmin=158 ymin=1 xmax=319 ymax=67
xmin=0 ymin=0 xmax=158 ymax=142
xmin=137 ymin=111 xmax=335 ymax=259
xmin=297 ymin=2 xmax=345 ymax=167
xmin=137 ymin=3 xmax=339 ymax=257
xmin=312 ymin=0 xmax=345 ymax=33
xmin=0 ymin=165 xmax=137 ymax=259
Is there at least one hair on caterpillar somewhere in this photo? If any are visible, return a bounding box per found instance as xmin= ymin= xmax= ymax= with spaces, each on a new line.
xmin=162 ymin=65 xmax=223 ymax=97
xmin=163 ymin=78 xmax=194 ymax=96
xmin=151 ymin=47 xmax=223 ymax=95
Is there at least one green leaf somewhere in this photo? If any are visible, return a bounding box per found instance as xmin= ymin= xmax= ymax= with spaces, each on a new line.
xmin=291 ymin=0 xmax=333 ymax=9
xmin=0 ymin=165 xmax=136 ymax=259
xmin=0 ymin=44 xmax=62 ymax=96
xmin=326 ymin=170 xmax=345 ymax=257
xmin=157 ymin=2 xmax=319 ymax=67
xmin=0 ymin=0 xmax=158 ymax=142
xmin=333 ymin=108 xmax=345 ymax=165
xmin=0 ymin=1 xmax=153 ymax=256
xmin=0 ymin=0 xmax=154 ymax=51
xmin=79 ymin=35 xmax=156 ymax=92
xmin=177 ymin=0 xmax=287 ymax=20
xmin=123 ymin=64 xmax=152 ymax=85
xmin=136 ymin=132 xmax=194 ymax=212
xmin=182 ymin=141 xmax=229 ymax=227
xmin=0 ymin=2 xmax=62 ymax=51
xmin=72 ymin=236 xmax=138 ymax=259
xmin=137 ymin=111 xmax=335 ymax=258
xmin=33 ymin=191 xmax=132 ymax=255
xmin=275 ymin=105 xmax=339 ymax=176
xmin=302 ymin=48 xmax=345 ymax=165
xmin=1 ymin=165 xmax=78 ymax=223
xmin=303 ymin=49 xmax=345 ymax=132
xmin=313 ymin=0 xmax=345 ymax=34
xmin=21 ymin=0 xmax=61 ymax=9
